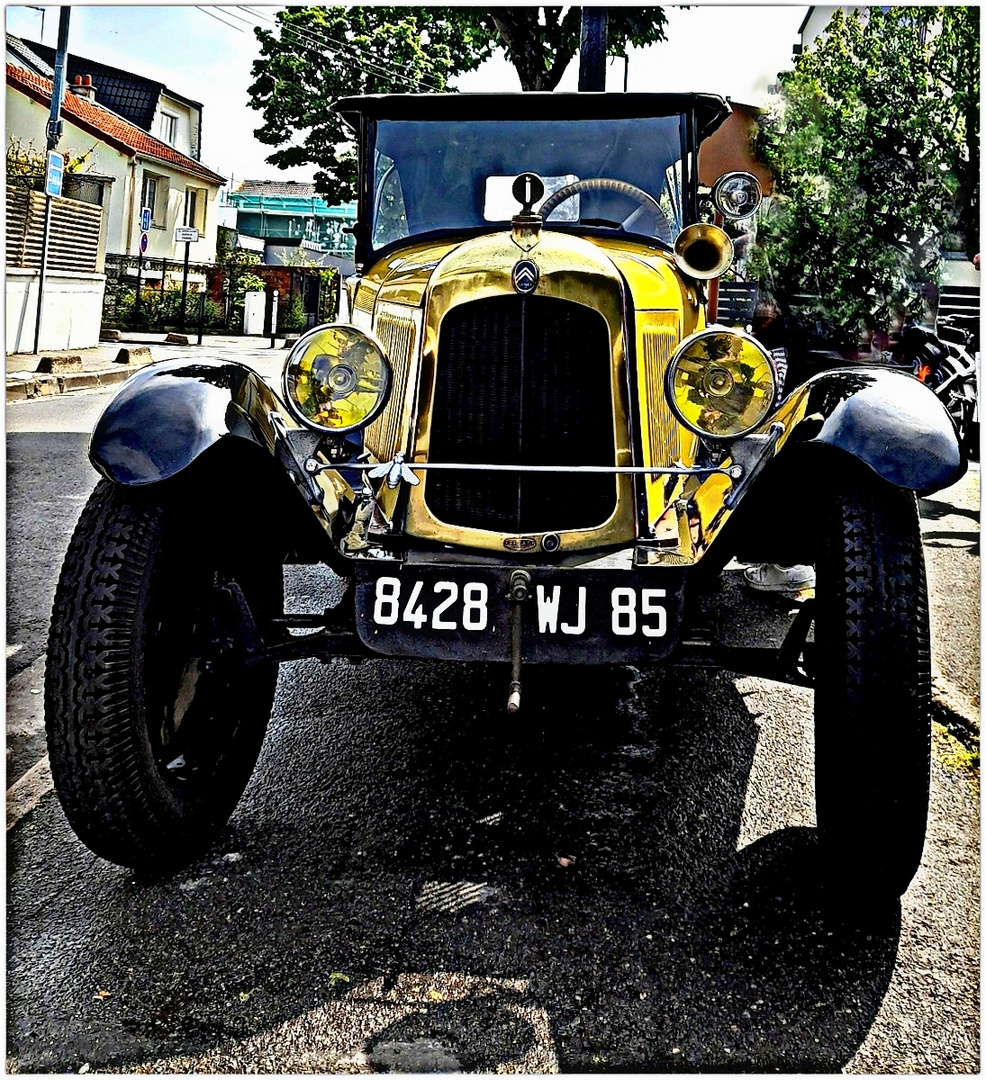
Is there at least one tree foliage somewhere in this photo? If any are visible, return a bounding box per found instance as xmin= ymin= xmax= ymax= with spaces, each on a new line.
xmin=248 ymin=7 xmax=668 ymax=202
xmin=749 ymin=6 xmax=979 ymax=346
xmin=6 ymin=137 xmax=95 ymax=191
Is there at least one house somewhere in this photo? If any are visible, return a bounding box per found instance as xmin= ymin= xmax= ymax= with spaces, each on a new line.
xmin=17 ymin=38 xmax=204 ymax=163
xmin=795 ymin=6 xmax=855 ymax=54
xmin=225 ymin=180 xmax=356 ymax=275
xmin=7 ymin=61 xmax=225 ymax=262
xmin=6 ymin=49 xmax=226 ymax=351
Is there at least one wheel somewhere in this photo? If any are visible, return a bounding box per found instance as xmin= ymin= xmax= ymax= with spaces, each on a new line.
xmin=45 ymin=479 xmax=282 ymax=870
xmin=813 ymin=460 xmax=931 ymax=898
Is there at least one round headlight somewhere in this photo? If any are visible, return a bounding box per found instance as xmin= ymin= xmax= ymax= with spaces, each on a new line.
xmin=710 ymin=171 xmax=762 ymax=220
xmin=666 ymin=328 xmax=777 ymax=439
xmin=283 ymin=325 xmax=392 ymax=435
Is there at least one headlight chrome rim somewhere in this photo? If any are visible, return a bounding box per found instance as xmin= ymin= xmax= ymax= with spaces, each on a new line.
xmin=665 ymin=327 xmax=777 ymax=440
xmin=282 ymin=324 xmax=393 ymax=436
xmin=710 ymin=171 xmax=763 ymax=220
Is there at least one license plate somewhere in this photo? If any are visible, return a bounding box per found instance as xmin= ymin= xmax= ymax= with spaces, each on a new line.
xmin=354 ymin=564 xmax=685 ymax=663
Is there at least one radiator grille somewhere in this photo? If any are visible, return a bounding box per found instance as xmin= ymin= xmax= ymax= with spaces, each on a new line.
xmin=642 ymin=324 xmax=683 ymax=466
xmin=365 ymin=309 xmax=416 ymax=462
xmin=353 ymin=284 xmax=377 ymax=315
xmin=426 ymin=295 xmax=617 ymax=533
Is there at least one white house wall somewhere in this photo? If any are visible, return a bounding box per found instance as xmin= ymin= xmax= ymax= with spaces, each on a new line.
xmin=151 ymin=91 xmax=199 ymax=160
xmin=6 ymin=267 xmax=106 ymax=352
xmin=136 ymin=159 xmax=218 ymax=261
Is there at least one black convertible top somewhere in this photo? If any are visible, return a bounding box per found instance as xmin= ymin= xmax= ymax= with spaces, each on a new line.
xmin=334 ymin=92 xmax=731 ymax=143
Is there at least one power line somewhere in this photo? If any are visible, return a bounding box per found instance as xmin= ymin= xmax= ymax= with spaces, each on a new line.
xmin=195 ymin=6 xmax=248 ymax=34
xmin=238 ymin=5 xmax=446 ymax=91
xmin=238 ymin=3 xmax=449 ymax=76
xmin=212 ymin=6 xmax=258 ymax=30
xmin=248 ymin=8 xmax=445 ymax=91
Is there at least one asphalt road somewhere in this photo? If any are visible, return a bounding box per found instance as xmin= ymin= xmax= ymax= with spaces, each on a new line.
xmin=5 ymin=385 xmax=980 ymax=1073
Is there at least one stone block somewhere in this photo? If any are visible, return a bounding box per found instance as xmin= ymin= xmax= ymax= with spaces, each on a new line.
xmin=99 ymin=329 xmax=121 ymax=342
xmin=282 ymin=335 xmax=300 ymax=348
xmin=114 ymin=346 xmax=153 ymax=365
xmin=99 ymin=370 xmax=133 ymax=387
xmin=165 ymin=333 xmax=190 ymax=345
xmin=60 ymin=373 xmax=99 ymax=392
xmin=36 ymin=355 xmax=83 ymax=374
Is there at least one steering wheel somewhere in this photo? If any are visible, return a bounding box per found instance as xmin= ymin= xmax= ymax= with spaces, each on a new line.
xmin=539 ymin=178 xmax=673 ymax=244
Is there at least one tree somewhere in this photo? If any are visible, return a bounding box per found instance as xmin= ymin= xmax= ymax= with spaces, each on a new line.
xmin=248 ymin=7 xmax=668 ymax=203
xmin=748 ymin=7 xmax=979 ymax=347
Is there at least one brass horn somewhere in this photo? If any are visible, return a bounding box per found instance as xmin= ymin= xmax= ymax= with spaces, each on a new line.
xmin=673 ymin=223 xmax=734 ymax=280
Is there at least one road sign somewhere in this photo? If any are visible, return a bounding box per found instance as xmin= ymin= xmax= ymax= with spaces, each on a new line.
xmin=139 ymin=232 xmax=148 ymax=254
xmin=44 ymin=151 xmax=64 ymax=198
xmin=174 ymin=226 xmax=199 ymax=244
xmin=140 ymin=206 xmax=152 ymax=232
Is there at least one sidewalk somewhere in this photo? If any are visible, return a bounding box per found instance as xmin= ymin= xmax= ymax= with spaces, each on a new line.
xmin=6 ymin=332 xmax=294 ymax=402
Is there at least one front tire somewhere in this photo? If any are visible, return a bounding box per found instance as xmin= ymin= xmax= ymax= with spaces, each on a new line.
xmin=813 ymin=460 xmax=931 ymax=899
xmin=45 ymin=479 xmax=281 ymax=870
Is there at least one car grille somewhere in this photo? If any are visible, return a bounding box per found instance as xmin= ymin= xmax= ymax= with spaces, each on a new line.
xmin=425 ymin=295 xmax=617 ymax=533
xmin=365 ymin=308 xmax=416 ymax=463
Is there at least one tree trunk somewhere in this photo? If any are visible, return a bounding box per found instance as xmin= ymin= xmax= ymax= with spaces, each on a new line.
xmin=578 ymin=8 xmax=608 ymax=91
xmin=491 ymin=8 xmax=583 ymax=92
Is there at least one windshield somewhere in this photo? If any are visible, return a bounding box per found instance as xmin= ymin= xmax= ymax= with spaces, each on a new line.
xmin=370 ymin=115 xmax=688 ymax=253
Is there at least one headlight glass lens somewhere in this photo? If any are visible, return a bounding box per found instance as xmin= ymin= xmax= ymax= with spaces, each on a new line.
xmin=710 ymin=171 xmax=762 ymax=219
xmin=666 ymin=329 xmax=776 ymax=439
xmin=283 ymin=325 xmax=391 ymax=434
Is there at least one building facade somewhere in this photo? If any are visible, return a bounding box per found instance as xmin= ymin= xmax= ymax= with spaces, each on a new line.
xmin=6 ymin=48 xmax=224 ymax=262
xmin=225 ymin=180 xmax=356 ymax=275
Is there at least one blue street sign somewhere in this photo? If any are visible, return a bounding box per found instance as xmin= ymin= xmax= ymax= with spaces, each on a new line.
xmin=140 ymin=232 xmax=148 ymax=254
xmin=140 ymin=206 xmax=152 ymax=232
xmin=44 ymin=151 xmax=64 ymax=198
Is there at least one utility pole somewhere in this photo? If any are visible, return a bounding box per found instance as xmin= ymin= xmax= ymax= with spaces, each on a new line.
xmin=578 ymin=7 xmax=608 ymax=92
xmin=33 ymin=6 xmax=70 ymax=354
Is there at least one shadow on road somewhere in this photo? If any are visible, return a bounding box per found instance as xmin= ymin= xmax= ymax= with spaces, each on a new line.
xmin=7 ymin=658 xmax=901 ymax=1073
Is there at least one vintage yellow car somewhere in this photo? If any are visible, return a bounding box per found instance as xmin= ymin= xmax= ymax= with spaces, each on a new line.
xmin=46 ymin=93 xmax=964 ymax=897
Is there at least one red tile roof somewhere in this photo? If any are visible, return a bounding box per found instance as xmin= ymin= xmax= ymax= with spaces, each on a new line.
xmin=6 ymin=63 xmax=225 ymax=185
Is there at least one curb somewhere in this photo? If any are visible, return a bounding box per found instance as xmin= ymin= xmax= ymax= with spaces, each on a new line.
xmin=931 ymin=675 xmax=980 ymax=751
xmin=6 ymin=367 xmax=135 ymax=403
xmin=6 ymin=754 xmax=52 ymax=833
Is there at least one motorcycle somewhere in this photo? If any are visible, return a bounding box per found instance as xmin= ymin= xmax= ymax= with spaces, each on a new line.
xmin=895 ymin=320 xmax=979 ymax=461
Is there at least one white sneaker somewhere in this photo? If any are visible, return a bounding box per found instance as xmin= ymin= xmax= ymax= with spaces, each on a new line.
xmin=743 ymin=563 xmax=816 ymax=593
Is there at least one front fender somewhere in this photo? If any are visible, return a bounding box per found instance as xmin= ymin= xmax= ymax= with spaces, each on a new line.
xmin=785 ymin=367 xmax=966 ymax=494
xmin=90 ymin=358 xmax=285 ymax=485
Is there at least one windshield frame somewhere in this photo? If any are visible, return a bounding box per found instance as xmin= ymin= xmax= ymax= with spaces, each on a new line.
xmin=338 ymin=93 xmax=728 ymax=269
xmin=366 ymin=115 xmax=690 ymax=259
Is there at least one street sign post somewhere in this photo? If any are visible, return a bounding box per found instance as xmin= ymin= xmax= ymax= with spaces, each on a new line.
xmin=140 ymin=206 xmax=152 ymax=232
xmin=33 ymin=151 xmax=65 ymax=352
xmin=34 ymin=7 xmax=70 ymax=353
xmin=174 ymin=227 xmax=199 ymax=332
xmin=44 ymin=151 xmax=64 ymax=198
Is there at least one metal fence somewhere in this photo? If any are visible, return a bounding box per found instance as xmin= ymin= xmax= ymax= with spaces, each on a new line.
xmin=101 ymin=254 xmax=338 ymax=332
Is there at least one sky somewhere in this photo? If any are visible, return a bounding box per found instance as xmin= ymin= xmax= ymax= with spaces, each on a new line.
xmin=5 ymin=4 xmax=809 ymax=189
